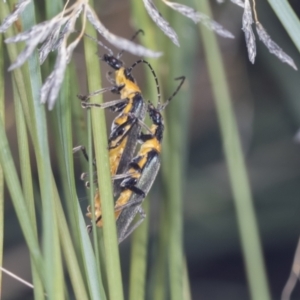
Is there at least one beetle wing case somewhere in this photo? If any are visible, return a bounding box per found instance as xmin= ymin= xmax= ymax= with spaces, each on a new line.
xmin=113 ymin=94 xmax=147 ymax=198
xmin=116 ymin=154 xmax=161 ymax=243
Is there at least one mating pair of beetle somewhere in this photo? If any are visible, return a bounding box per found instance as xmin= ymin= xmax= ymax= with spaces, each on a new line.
xmin=75 ymin=32 xmax=185 ymax=243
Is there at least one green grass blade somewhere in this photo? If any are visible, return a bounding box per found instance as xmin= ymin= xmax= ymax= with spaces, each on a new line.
xmin=150 ymin=213 xmax=168 ymax=300
xmin=163 ymin=12 xmax=197 ymax=300
xmin=0 ymin=116 xmax=44 ymax=276
xmin=183 ymin=258 xmax=192 ymax=300
xmin=153 ymin=6 xmax=195 ymax=300
xmin=128 ymin=200 xmax=149 ymax=300
xmin=0 ymin=3 xmax=34 ymax=135
xmin=45 ymin=0 xmax=80 ymax=246
xmin=0 ymin=4 xmax=46 ymax=281
xmin=130 ymin=3 xmax=196 ymax=300
xmin=51 ymin=72 xmax=94 ymax=300
xmin=42 ymin=1 xmax=95 ymax=297
xmin=53 ymin=188 xmax=91 ymax=300
xmin=51 ymin=67 xmax=84 ymax=254
xmin=52 ymin=71 xmax=105 ymax=300
xmin=45 ymin=0 xmax=63 ymax=18
xmin=87 ymin=106 xmax=105 ymax=296
xmin=13 ymin=82 xmax=44 ymax=299
xmin=267 ymin=0 xmax=300 ymax=53
xmin=0 ymin=1 xmax=51 ymax=289
xmin=83 ymin=3 xmax=124 ymax=299
xmin=76 ymin=203 xmax=106 ymax=300
xmin=19 ymin=2 xmax=64 ymax=297
xmin=129 ymin=2 xmax=161 ymax=299
xmin=195 ymin=1 xmax=271 ymax=299
xmin=70 ymin=63 xmax=89 ymax=168
xmin=0 ymin=34 xmax=4 ymax=296
xmin=129 ymin=2 xmax=175 ymax=299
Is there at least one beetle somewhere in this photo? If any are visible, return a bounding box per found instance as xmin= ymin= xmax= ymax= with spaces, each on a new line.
xmin=86 ymin=76 xmax=186 ymax=242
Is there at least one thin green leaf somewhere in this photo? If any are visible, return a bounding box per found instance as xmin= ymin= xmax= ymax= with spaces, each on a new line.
xmin=157 ymin=3 xmax=195 ymax=300
xmin=53 ymin=186 xmax=91 ymax=300
xmin=42 ymin=4 xmax=94 ymax=296
xmin=42 ymin=1 xmax=104 ymax=297
xmin=267 ymin=0 xmax=300 ymax=53
xmin=51 ymin=69 xmax=94 ymax=300
xmin=0 ymin=116 xmax=44 ymax=279
xmin=83 ymin=2 xmax=124 ymax=300
xmin=130 ymin=2 xmax=194 ymax=300
xmin=70 ymin=61 xmax=88 ymax=162
xmin=10 ymin=0 xmax=64 ymax=297
xmin=0 ymin=1 xmax=49 ymax=289
xmin=13 ymin=82 xmax=44 ymax=299
xmin=129 ymin=3 xmax=169 ymax=300
xmin=51 ymin=63 xmax=83 ymax=253
xmin=0 ymin=33 xmax=4 ymax=296
xmin=77 ymin=202 xmax=106 ymax=300
xmin=87 ymin=106 xmax=105 ymax=296
xmin=0 ymin=2 xmax=34 ymax=134
xmin=195 ymin=1 xmax=271 ymax=300
xmin=128 ymin=201 xmax=149 ymax=300
xmin=150 ymin=214 xmax=168 ymax=300
xmin=129 ymin=3 xmax=159 ymax=300
xmin=183 ymin=258 xmax=192 ymax=300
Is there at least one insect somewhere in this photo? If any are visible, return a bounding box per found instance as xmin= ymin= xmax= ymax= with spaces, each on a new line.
xmin=77 ymin=32 xmax=160 ymax=197
xmin=75 ymin=32 xmax=161 ymax=232
xmin=87 ymin=76 xmax=186 ymax=243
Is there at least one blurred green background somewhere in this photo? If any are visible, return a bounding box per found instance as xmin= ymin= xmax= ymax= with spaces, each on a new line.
xmin=2 ymin=0 xmax=300 ymax=299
